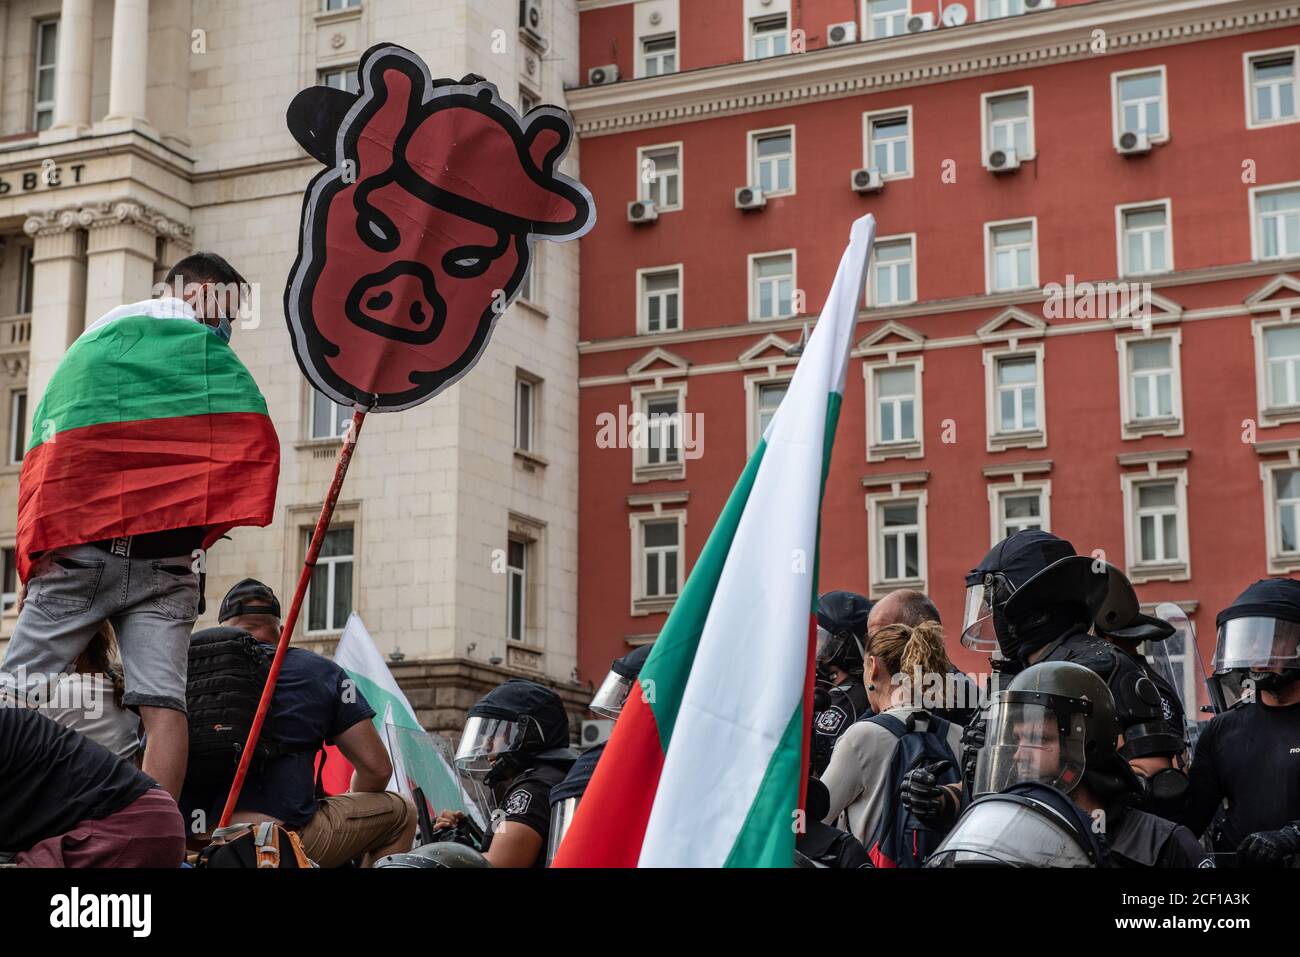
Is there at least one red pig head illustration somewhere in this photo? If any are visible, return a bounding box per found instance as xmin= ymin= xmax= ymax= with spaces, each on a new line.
xmin=285 ymin=43 xmax=596 ymax=412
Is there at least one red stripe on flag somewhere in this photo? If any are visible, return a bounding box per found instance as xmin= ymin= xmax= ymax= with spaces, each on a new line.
xmin=550 ymin=683 xmax=665 ymax=868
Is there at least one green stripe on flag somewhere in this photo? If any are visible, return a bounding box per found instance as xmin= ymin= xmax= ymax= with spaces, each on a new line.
xmin=724 ymin=701 xmax=806 ymax=867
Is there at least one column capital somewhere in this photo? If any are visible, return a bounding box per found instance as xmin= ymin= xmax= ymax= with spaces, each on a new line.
xmin=24 ymin=202 xmax=193 ymax=247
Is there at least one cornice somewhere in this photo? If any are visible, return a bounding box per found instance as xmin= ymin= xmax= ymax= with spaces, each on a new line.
xmin=24 ymin=201 xmax=193 ymax=244
xmin=567 ymin=0 xmax=1300 ymax=136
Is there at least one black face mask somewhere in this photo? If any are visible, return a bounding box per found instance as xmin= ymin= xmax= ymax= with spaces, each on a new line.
xmin=1246 ymin=669 xmax=1300 ymax=694
xmin=1141 ymin=767 xmax=1190 ymax=817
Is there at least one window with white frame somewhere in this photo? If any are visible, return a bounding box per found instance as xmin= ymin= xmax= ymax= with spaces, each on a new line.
xmin=995 ymin=355 xmax=1039 ymax=434
xmin=1 ymin=547 xmax=16 ymax=613
xmin=752 ymin=253 xmax=795 ymax=320
xmin=506 ymin=538 xmax=527 ymax=641
xmin=640 ymin=144 xmax=680 ymax=211
xmin=867 ymin=0 xmax=908 ymax=38
xmin=1255 ymin=186 xmax=1300 ymax=260
xmin=33 ymin=19 xmax=58 ymax=132
xmin=866 ymin=111 xmax=910 ymax=178
xmin=752 ymin=129 xmax=794 ymax=195
xmin=1264 ymin=324 xmax=1300 ymax=409
xmin=323 ymin=0 xmax=361 ymax=9
xmin=1273 ymin=467 xmax=1300 ymax=557
xmin=1114 ymin=69 xmax=1167 ymax=141
xmin=642 ymin=33 xmax=677 ymax=76
xmin=639 ymin=519 xmax=681 ymax=600
xmin=870 ymin=237 xmax=915 ymax=306
xmin=9 ymin=391 xmax=27 ymax=465
xmin=983 ymin=0 xmax=1025 ymax=19
xmin=1120 ymin=203 xmax=1171 ymax=276
xmin=1131 ymin=480 xmax=1184 ymax=567
xmin=874 ymin=366 xmax=917 ymax=446
xmin=754 ymin=380 xmax=789 ymax=442
xmin=306 ymin=526 xmax=353 ymax=633
xmin=639 ymin=392 xmax=682 ymax=469
xmin=18 ymin=245 xmax=34 ymax=314
xmin=750 ymin=14 xmax=788 ymax=59
xmin=319 ymin=67 xmax=359 ymax=93
xmin=1127 ymin=337 xmax=1176 ymax=422
xmin=984 ymin=90 xmax=1032 ymax=160
xmin=641 ymin=268 xmax=680 ymax=334
xmin=310 ymin=390 xmax=351 ymax=440
xmin=515 ymin=375 xmax=536 ymax=452
xmin=988 ymin=221 xmax=1036 ymax=292
xmin=877 ymin=499 xmax=922 ymax=584
xmin=996 ymin=487 xmax=1046 ymax=540
xmin=1247 ymin=50 xmax=1298 ymax=126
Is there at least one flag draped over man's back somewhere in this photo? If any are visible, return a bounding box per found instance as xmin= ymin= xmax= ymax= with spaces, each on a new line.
xmin=16 ymin=298 xmax=279 ymax=580
xmin=553 ymin=215 xmax=876 ymax=868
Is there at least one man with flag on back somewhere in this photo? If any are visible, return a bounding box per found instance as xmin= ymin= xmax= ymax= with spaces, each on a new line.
xmin=0 ymin=252 xmax=280 ymax=802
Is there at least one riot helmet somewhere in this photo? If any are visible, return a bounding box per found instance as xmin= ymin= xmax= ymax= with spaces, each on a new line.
xmin=589 ymin=644 xmax=652 ymax=719
xmin=815 ymin=590 xmax=873 ymax=678
xmin=1211 ymin=578 xmax=1300 ymax=709
xmin=1000 ymin=554 xmax=1136 ymax=664
xmin=926 ymin=782 xmax=1102 ymax=868
xmin=974 ymin=661 xmax=1120 ymax=797
xmin=961 ymin=531 xmax=1078 ymax=653
xmin=454 ymin=679 xmax=575 ymax=786
xmin=373 ymin=842 xmax=492 ymax=868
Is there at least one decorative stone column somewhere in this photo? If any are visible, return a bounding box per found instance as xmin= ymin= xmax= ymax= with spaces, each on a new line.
xmin=22 ymin=210 xmax=88 ymax=433
xmin=48 ymin=0 xmax=95 ymax=137
xmin=106 ymin=0 xmax=150 ymax=125
xmin=80 ymin=201 xmax=191 ymax=328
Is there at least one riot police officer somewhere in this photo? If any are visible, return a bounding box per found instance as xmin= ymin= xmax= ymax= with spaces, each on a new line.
xmin=937 ymin=660 xmax=1210 ymax=867
xmin=811 ymin=590 xmax=873 ymax=775
xmin=443 ymin=679 xmax=576 ymax=868
xmin=1180 ymin=579 xmax=1300 ymax=867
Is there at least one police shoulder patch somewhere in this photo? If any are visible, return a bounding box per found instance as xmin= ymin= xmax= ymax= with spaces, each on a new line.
xmin=504 ymin=788 xmax=532 ymax=817
xmin=816 ymin=707 xmax=847 ymax=735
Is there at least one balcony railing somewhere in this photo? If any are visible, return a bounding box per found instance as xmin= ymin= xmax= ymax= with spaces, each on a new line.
xmin=0 ymin=314 xmax=31 ymax=355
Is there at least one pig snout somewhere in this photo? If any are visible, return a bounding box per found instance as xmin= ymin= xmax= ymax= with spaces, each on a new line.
xmin=345 ymin=262 xmax=446 ymax=345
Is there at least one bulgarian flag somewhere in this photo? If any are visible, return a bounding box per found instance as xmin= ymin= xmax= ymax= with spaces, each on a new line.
xmin=17 ymin=298 xmax=279 ymax=580
xmin=552 ymin=215 xmax=876 ymax=868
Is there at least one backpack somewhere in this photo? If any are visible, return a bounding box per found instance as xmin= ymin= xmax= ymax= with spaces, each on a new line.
xmin=864 ymin=710 xmax=960 ymax=868
xmin=196 ymin=822 xmax=316 ymax=869
xmin=186 ymin=627 xmax=281 ymax=782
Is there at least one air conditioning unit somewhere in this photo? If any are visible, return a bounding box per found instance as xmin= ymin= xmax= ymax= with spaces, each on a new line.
xmin=1024 ymin=0 xmax=1056 ymax=9
xmin=588 ymin=63 xmax=620 ymax=86
xmin=988 ymin=147 xmax=1021 ymax=172
xmin=827 ymin=21 xmax=857 ymax=45
xmin=1117 ymin=130 xmax=1152 ymax=155
xmin=628 ymin=199 xmax=658 ymax=223
xmin=735 ymin=186 xmax=767 ymax=210
xmin=906 ymin=12 xmax=936 ymax=33
xmin=519 ymin=0 xmax=545 ymax=45
xmin=581 ymin=719 xmax=613 ymax=748
xmin=851 ymin=167 xmax=884 ymax=193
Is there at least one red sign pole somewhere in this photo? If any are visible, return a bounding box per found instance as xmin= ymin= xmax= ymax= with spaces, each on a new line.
xmin=217 ymin=406 xmax=369 ymax=829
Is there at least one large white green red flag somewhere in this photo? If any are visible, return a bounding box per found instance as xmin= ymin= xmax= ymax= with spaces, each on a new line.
xmin=552 ymin=215 xmax=876 ymax=867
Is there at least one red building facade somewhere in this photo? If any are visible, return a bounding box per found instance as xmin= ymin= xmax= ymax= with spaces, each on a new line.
xmin=569 ymin=0 xmax=1300 ymax=703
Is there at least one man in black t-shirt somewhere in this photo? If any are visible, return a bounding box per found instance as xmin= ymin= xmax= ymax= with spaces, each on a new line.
xmin=180 ymin=580 xmax=416 ymax=867
xmin=1 ymin=705 xmax=185 ymax=867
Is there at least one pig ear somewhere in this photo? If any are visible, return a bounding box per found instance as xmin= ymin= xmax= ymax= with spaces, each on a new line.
xmin=287 ymin=86 xmax=357 ymax=165
xmin=522 ymin=113 xmax=573 ymax=177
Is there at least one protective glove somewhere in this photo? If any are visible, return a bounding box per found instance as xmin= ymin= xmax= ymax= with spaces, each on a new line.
xmin=900 ymin=760 xmax=955 ymax=824
xmin=1237 ymin=823 xmax=1300 ymax=868
xmin=960 ymin=719 xmax=985 ymax=794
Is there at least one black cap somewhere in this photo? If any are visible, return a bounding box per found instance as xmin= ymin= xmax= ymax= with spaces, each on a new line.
xmin=219 ymin=578 xmax=282 ymax=622
xmin=966 ymin=529 xmax=1078 ymax=590
xmin=1216 ymin=578 xmax=1300 ymax=629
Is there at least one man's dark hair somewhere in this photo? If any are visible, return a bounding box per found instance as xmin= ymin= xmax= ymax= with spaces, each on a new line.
xmin=164 ymin=251 xmax=247 ymax=289
xmin=893 ymin=590 xmax=941 ymax=627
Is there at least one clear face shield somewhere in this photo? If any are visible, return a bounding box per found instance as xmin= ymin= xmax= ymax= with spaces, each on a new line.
xmin=589 ymin=669 xmax=636 ymax=720
xmin=1150 ymin=602 xmax=1211 ymax=745
xmin=961 ymin=581 xmax=1000 ymax=652
xmin=973 ymin=691 xmax=1089 ymax=796
xmin=453 ymin=715 xmax=527 ymax=775
xmin=815 ymin=624 xmax=863 ymax=679
xmin=926 ymin=796 xmax=1095 ymax=868
xmin=1209 ymin=616 xmax=1300 ymax=710
xmin=546 ymin=796 xmax=580 ymax=866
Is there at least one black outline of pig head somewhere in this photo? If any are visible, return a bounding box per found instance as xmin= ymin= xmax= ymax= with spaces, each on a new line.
xmin=284 ymin=42 xmax=596 ymax=413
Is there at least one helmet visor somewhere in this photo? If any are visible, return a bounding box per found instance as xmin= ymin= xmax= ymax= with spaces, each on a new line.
xmin=973 ymin=694 xmax=1088 ymax=796
xmin=1212 ymin=617 xmax=1300 ymax=673
xmin=546 ymin=796 xmax=580 ymax=866
xmin=926 ymin=798 xmax=1094 ymax=868
xmin=961 ymin=583 xmax=999 ymax=651
xmin=815 ymin=624 xmax=863 ymax=673
xmin=453 ymin=715 xmax=526 ymax=773
xmin=589 ymin=669 xmax=636 ymax=720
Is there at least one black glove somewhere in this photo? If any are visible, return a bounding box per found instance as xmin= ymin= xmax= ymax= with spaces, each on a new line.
xmin=901 ymin=760 xmax=955 ymax=824
xmin=961 ymin=719 xmax=985 ymax=794
xmin=1237 ymin=823 xmax=1300 ymax=868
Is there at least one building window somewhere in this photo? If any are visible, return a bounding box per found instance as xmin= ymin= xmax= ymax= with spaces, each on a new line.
xmin=983 ymin=89 xmax=1032 ymax=163
xmin=1117 ymin=332 xmax=1183 ymax=438
xmin=866 ymin=493 xmax=927 ymax=596
xmin=9 ymin=391 xmax=27 ymax=465
xmin=867 ymin=0 xmax=908 ymax=38
xmin=1275 ymin=468 xmax=1300 ymax=556
xmin=515 ymin=376 xmax=535 ymax=452
xmin=319 ymin=67 xmax=358 ymax=93
xmin=18 ymin=246 xmax=34 ymax=314
xmin=311 ymin=390 xmax=351 ymax=440
xmin=986 ymin=220 xmax=1037 ymax=292
xmin=749 ymin=14 xmax=788 ymax=60
xmin=995 ymin=355 xmax=1039 ymax=433
xmin=641 ymin=33 xmax=677 ymax=76
xmin=754 ymin=379 xmax=788 ymax=444
xmin=1 ymin=547 xmax=16 ymax=613
xmin=865 ymin=109 xmax=911 ymax=179
xmin=869 ymin=236 xmax=915 ymax=306
xmin=33 ymin=19 xmax=58 ymax=132
xmin=323 ymin=0 xmax=361 ymax=10
xmin=1119 ymin=202 xmax=1172 ymax=276
xmin=989 ymin=484 xmax=1050 ymax=543
xmin=640 ymin=267 xmax=681 ymax=334
xmin=1246 ymin=49 xmax=1298 ymax=127
xmin=639 ymin=144 xmax=681 ymax=212
xmin=1113 ymin=68 xmax=1167 ymax=142
xmin=873 ymin=365 xmax=919 ymax=450
xmin=306 ymin=526 xmax=354 ymax=633
xmin=750 ymin=252 xmax=795 ymax=321
xmin=505 ymin=538 xmax=527 ymax=641
xmin=983 ymin=0 xmax=1025 ymax=18
xmin=640 ymin=519 xmax=680 ymax=599
xmin=1131 ymin=480 xmax=1185 ymax=568
xmin=633 ymin=386 xmax=687 ymax=480
xmin=1264 ymin=325 xmax=1300 ymax=409
xmin=751 ymin=128 xmax=794 ymax=195
xmin=1253 ymin=185 xmax=1300 ymax=261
